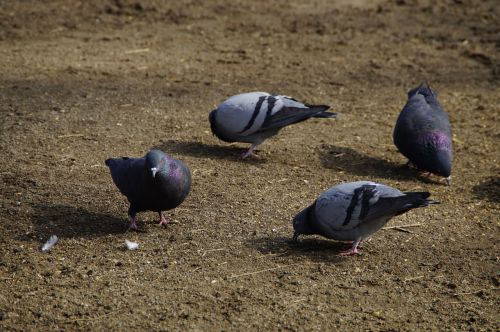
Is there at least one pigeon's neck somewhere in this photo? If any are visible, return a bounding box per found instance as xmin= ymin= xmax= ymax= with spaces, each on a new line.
xmin=419 ymin=131 xmax=451 ymax=150
xmin=294 ymin=202 xmax=318 ymax=235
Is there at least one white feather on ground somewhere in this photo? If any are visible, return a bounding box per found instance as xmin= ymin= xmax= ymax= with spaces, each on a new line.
xmin=41 ymin=235 xmax=58 ymax=252
xmin=125 ymin=239 xmax=139 ymax=250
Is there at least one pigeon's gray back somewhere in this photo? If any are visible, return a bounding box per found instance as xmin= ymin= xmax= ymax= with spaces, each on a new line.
xmin=215 ymin=92 xmax=275 ymax=135
xmin=314 ymin=181 xmax=404 ymax=231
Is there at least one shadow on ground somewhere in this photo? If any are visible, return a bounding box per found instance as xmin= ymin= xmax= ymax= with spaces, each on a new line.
xmin=472 ymin=176 xmax=500 ymax=203
xmin=27 ymin=204 xmax=127 ymax=242
xmin=155 ymin=140 xmax=267 ymax=164
xmin=317 ymin=144 xmax=443 ymax=185
xmin=244 ymin=235 xmax=353 ymax=264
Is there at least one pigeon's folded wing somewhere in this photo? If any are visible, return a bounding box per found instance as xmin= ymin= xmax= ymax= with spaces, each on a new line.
xmin=259 ymin=104 xmax=334 ymax=132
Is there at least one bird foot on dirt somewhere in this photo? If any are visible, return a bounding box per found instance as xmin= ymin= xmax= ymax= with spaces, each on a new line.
xmin=241 ymin=144 xmax=260 ymax=159
xmin=338 ymin=247 xmax=361 ymax=256
xmin=127 ymin=217 xmax=139 ymax=232
xmin=158 ymin=213 xmax=169 ymax=227
xmin=338 ymin=240 xmax=362 ymax=256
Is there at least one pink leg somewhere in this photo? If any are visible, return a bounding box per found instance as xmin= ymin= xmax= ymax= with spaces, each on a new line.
xmin=128 ymin=216 xmax=139 ymax=231
xmin=158 ymin=212 xmax=169 ymax=226
xmin=241 ymin=144 xmax=259 ymax=159
xmin=338 ymin=239 xmax=362 ymax=256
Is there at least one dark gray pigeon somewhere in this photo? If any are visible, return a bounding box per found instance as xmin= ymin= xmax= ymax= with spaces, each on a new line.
xmin=209 ymin=92 xmax=336 ymax=158
xmin=105 ymin=149 xmax=191 ymax=231
xmin=293 ymin=181 xmax=439 ymax=256
xmin=393 ymin=82 xmax=453 ymax=185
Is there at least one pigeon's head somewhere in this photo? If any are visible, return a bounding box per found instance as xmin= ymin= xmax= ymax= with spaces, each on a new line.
xmin=434 ymin=149 xmax=452 ymax=178
xmin=208 ymin=109 xmax=218 ymax=135
xmin=292 ymin=203 xmax=317 ymax=238
xmin=145 ymin=149 xmax=169 ymax=179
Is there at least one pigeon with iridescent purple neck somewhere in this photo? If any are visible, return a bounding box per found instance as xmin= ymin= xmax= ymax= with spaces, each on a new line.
xmin=393 ymin=82 xmax=453 ymax=185
xmin=209 ymin=92 xmax=336 ymax=158
xmin=105 ymin=149 xmax=191 ymax=231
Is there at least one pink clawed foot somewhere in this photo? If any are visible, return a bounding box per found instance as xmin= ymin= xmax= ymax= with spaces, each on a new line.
xmin=241 ymin=144 xmax=259 ymax=159
xmin=338 ymin=239 xmax=362 ymax=256
xmin=128 ymin=216 xmax=139 ymax=231
xmin=158 ymin=212 xmax=169 ymax=227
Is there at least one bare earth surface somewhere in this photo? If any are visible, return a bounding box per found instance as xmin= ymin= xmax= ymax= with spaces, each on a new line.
xmin=0 ymin=0 xmax=499 ymax=330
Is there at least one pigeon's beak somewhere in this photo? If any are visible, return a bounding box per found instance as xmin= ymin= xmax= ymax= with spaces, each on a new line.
xmin=150 ymin=167 xmax=158 ymax=178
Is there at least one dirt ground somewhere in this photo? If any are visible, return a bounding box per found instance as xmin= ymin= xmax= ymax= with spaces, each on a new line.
xmin=0 ymin=0 xmax=499 ymax=330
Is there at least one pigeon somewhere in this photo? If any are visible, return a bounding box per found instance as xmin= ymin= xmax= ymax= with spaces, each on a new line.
xmin=209 ymin=92 xmax=337 ymax=158
xmin=292 ymin=181 xmax=440 ymax=256
xmin=393 ymin=82 xmax=453 ymax=185
xmin=105 ymin=149 xmax=191 ymax=231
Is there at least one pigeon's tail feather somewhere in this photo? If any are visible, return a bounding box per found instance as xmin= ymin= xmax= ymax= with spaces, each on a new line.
xmin=305 ymin=105 xmax=337 ymax=119
xmin=312 ymin=111 xmax=338 ymax=119
xmin=403 ymin=191 xmax=430 ymax=200
xmin=305 ymin=104 xmax=330 ymax=112
xmin=407 ymin=81 xmax=437 ymax=99
xmin=105 ymin=158 xmax=117 ymax=168
xmin=105 ymin=157 xmax=128 ymax=169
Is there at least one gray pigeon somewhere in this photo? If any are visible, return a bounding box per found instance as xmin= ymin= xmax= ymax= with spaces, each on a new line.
xmin=393 ymin=82 xmax=453 ymax=185
xmin=209 ymin=92 xmax=336 ymax=158
xmin=105 ymin=149 xmax=191 ymax=230
xmin=293 ymin=181 xmax=439 ymax=256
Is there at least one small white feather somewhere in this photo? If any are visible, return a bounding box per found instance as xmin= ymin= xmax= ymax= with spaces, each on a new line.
xmin=125 ymin=239 xmax=139 ymax=250
xmin=41 ymin=235 xmax=58 ymax=252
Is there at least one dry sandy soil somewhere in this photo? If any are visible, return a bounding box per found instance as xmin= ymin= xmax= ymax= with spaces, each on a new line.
xmin=0 ymin=0 xmax=499 ymax=330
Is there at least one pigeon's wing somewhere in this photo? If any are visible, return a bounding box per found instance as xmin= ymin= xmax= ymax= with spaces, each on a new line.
xmin=359 ymin=190 xmax=433 ymax=223
xmin=313 ymin=182 xmax=378 ymax=231
xmin=316 ymin=182 xmax=416 ymax=231
xmin=257 ymin=95 xmax=335 ymax=132
xmin=209 ymin=92 xmax=271 ymax=138
xmin=105 ymin=157 xmax=145 ymax=201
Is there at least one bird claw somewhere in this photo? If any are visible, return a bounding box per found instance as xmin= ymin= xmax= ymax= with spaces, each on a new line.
xmin=240 ymin=144 xmax=260 ymax=159
xmin=127 ymin=222 xmax=140 ymax=232
xmin=126 ymin=216 xmax=145 ymax=232
xmin=338 ymin=248 xmax=361 ymax=256
xmin=338 ymin=240 xmax=362 ymax=256
xmin=158 ymin=213 xmax=169 ymax=227
xmin=241 ymin=150 xmax=259 ymax=159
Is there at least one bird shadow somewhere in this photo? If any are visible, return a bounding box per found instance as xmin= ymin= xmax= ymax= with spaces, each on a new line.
xmin=244 ymin=235 xmax=352 ymax=264
xmin=154 ymin=140 xmax=267 ymax=164
xmin=24 ymin=204 xmax=127 ymax=242
xmin=317 ymin=144 xmax=442 ymax=184
xmin=472 ymin=176 xmax=500 ymax=203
